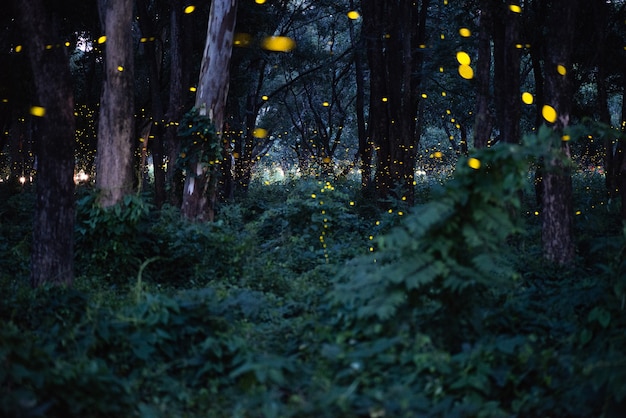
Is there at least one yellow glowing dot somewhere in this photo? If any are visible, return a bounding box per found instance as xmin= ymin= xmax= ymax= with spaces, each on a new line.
xmin=522 ymin=92 xmax=534 ymax=104
xmin=189 ymin=86 xmax=197 ymax=92
xmin=542 ymin=105 xmax=557 ymax=123
xmin=468 ymin=157 xmax=481 ymax=169
xmin=398 ymin=211 xmax=404 ymax=216
xmin=65 ymin=41 xmax=71 ymax=47
xmin=350 ymin=201 xmax=355 ymax=206
xmin=439 ymin=67 xmax=444 ymax=72
xmin=442 ymin=91 xmax=447 ymax=97
xmin=562 ymin=135 xmax=571 ymax=141
xmin=322 ymin=157 xmax=331 ymax=163
xmin=45 ymin=45 xmax=53 ymax=50
xmin=458 ymin=64 xmax=474 ymax=79
xmin=97 ymin=36 xmax=107 ymax=44
xmin=575 ymin=210 xmax=582 ymax=215
xmin=557 ymin=65 xmax=567 ymax=75
xmin=184 ymin=5 xmax=195 ymax=14
xmin=261 ymin=95 xmax=268 ymax=101
xmin=534 ymin=211 xmax=540 ymax=216
xmin=253 ymin=127 xmax=268 ymax=138
xmin=261 ymin=36 xmax=296 ymax=52
xmin=322 ymin=101 xmax=330 ymax=107
xmin=433 ymin=151 xmax=443 ymax=158
xmin=421 ymin=93 xmax=428 ymax=99
xmin=440 ymin=33 xmax=445 ymax=40
xmin=388 ymin=209 xmax=393 ymax=213
xmin=369 ymin=247 xmax=374 ymax=252
xmin=459 ymin=28 xmax=471 ymax=37
xmin=30 ymin=106 xmax=46 ymax=117
xmin=382 ymin=97 xmax=388 ymax=102
xmin=14 ymin=45 xmax=22 ymax=53
xmin=347 ymin=10 xmax=360 ymax=19
xmin=509 ymin=4 xmax=522 ymax=13
xmin=311 ymin=194 xmax=316 ymax=199
xmin=515 ymin=44 xmax=523 ymax=49
xmin=255 ymin=0 xmax=266 ymax=3
xmin=456 ymin=51 xmax=471 ymax=65
xmin=117 ymin=66 xmax=124 ymax=72
xmin=234 ymin=32 xmax=252 ymax=47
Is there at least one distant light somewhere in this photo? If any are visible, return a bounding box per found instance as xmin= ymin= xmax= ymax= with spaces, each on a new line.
xmin=255 ymin=0 xmax=266 ymax=3
xmin=509 ymin=4 xmax=522 ymax=13
xmin=557 ymin=65 xmax=567 ymax=75
xmin=117 ymin=65 xmax=124 ymax=72
xmin=97 ymin=36 xmax=107 ymax=44
xmin=261 ymin=36 xmax=296 ymax=52
xmin=458 ymin=64 xmax=474 ymax=79
xmin=234 ymin=32 xmax=252 ymax=47
xmin=184 ymin=5 xmax=195 ymax=14
xmin=468 ymin=158 xmax=481 ymax=170
xmin=542 ymin=105 xmax=557 ymax=123
xmin=347 ymin=10 xmax=360 ymax=20
xmin=253 ymin=127 xmax=268 ymax=138
xmin=459 ymin=28 xmax=471 ymax=37
xmin=14 ymin=45 xmax=22 ymax=53
xmin=382 ymin=97 xmax=388 ymax=102
xmin=522 ymin=92 xmax=534 ymax=104
xmin=65 ymin=41 xmax=71 ymax=47
xmin=189 ymin=86 xmax=197 ymax=92
xmin=261 ymin=95 xmax=269 ymax=101
xmin=30 ymin=106 xmax=46 ymax=117
xmin=322 ymin=101 xmax=330 ymax=107
xmin=456 ymin=51 xmax=471 ymax=65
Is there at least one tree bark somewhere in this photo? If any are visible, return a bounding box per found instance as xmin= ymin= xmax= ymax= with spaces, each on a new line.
xmin=363 ymin=0 xmax=429 ymax=206
xmin=181 ymin=0 xmax=238 ymax=221
xmin=541 ymin=0 xmax=579 ymax=265
xmin=474 ymin=1 xmax=492 ymax=149
xmin=96 ymin=0 xmax=135 ymax=208
xmin=13 ymin=0 xmax=76 ymax=286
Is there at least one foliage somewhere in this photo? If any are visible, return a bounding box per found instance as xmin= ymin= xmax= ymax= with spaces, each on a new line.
xmin=176 ymin=107 xmax=221 ymax=175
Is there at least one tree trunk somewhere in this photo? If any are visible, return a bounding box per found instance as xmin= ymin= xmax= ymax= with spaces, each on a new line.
xmin=474 ymin=1 xmax=492 ymax=149
xmin=181 ymin=0 xmax=238 ymax=221
xmin=165 ymin=0 xmax=189 ymax=207
xmin=492 ymin=3 xmax=521 ymax=145
xmin=541 ymin=0 xmax=579 ymax=265
xmin=13 ymin=0 xmax=76 ymax=287
xmin=363 ymin=0 xmax=429 ymax=206
xmin=96 ymin=0 xmax=135 ymax=208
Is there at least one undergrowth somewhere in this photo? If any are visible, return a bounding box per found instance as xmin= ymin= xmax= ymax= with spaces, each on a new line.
xmin=1 ymin=134 xmax=625 ymax=417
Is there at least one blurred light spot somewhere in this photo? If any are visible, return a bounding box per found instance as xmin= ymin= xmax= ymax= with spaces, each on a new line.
xmin=382 ymin=97 xmax=388 ymax=102
xmin=140 ymin=37 xmax=148 ymax=43
xmin=440 ymin=33 xmax=445 ymax=40
xmin=117 ymin=66 xmax=124 ymax=72
xmin=261 ymin=95 xmax=269 ymax=101
xmin=458 ymin=64 xmax=474 ymax=79
xmin=509 ymin=4 xmax=522 ymax=13
xmin=322 ymin=101 xmax=330 ymax=107
xmin=456 ymin=51 xmax=471 ymax=65
xmin=347 ymin=10 xmax=360 ymax=19
xmin=468 ymin=157 xmax=481 ymax=169
xmin=421 ymin=93 xmax=428 ymax=98
xmin=542 ymin=105 xmax=557 ymax=123
xmin=14 ymin=45 xmax=22 ymax=53
xmin=189 ymin=86 xmax=197 ymax=92
xmin=433 ymin=151 xmax=443 ymax=158
xmin=562 ymin=135 xmax=571 ymax=141
xmin=255 ymin=0 xmax=266 ymax=3
xmin=30 ymin=106 xmax=46 ymax=117
xmin=234 ymin=32 xmax=252 ymax=47
xmin=184 ymin=5 xmax=195 ymax=14
xmin=253 ymin=127 xmax=268 ymax=138
xmin=459 ymin=28 xmax=471 ymax=37
xmin=97 ymin=36 xmax=107 ymax=44
xmin=557 ymin=64 xmax=567 ymax=75
xmin=522 ymin=92 xmax=534 ymax=104
xmin=65 ymin=41 xmax=71 ymax=47
xmin=261 ymin=36 xmax=296 ymax=52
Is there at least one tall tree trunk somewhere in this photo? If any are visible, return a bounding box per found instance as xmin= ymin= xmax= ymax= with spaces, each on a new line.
xmin=474 ymin=1 xmax=492 ymax=149
xmin=181 ymin=0 xmax=237 ymax=221
xmin=363 ymin=0 xmax=428 ymax=206
xmin=137 ymin=0 xmax=167 ymax=208
xmin=96 ymin=0 xmax=135 ymax=208
xmin=165 ymin=0 xmax=189 ymax=207
xmin=13 ymin=0 xmax=76 ymax=287
xmin=541 ymin=0 xmax=579 ymax=265
xmin=492 ymin=3 xmax=521 ymax=145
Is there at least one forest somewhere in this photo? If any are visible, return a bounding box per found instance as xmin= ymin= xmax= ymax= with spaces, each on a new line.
xmin=1 ymin=0 xmax=626 ymax=416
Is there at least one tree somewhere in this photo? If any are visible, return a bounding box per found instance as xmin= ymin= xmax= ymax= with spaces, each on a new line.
xmin=362 ymin=0 xmax=430 ymax=205
xmin=11 ymin=0 xmax=76 ymax=286
xmin=181 ymin=0 xmax=238 ymax=221
xmin=540 ymin=0 xmax=579 ymax=264
xmin=96 ymin=0 xmax=136 ymax=208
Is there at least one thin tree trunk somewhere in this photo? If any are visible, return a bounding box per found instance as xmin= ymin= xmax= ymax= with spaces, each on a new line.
xmin=13 ymin=0 xmax=76 ymax=287
xmin=96 ymin=0 xmax=135 ymax=208
xmin=181 ymin=0 xmax=238 ymax=221
xmin=541 ymin=0 xmax=579 ymax=265
xmin=474 ymin=1 xmax=492 ymax=149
